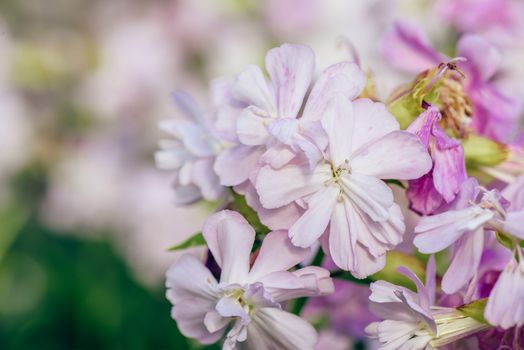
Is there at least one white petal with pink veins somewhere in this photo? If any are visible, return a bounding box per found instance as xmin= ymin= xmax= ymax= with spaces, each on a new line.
xmin=265 ymin=43 xmax=315 ymax=118
xmin=236 ymin=106 xmax=270 ymax=146
xmin=351 ymin=130 xmax=432 ymax=180
xmin=247 ymin=308 xmax=318 ymax=350
xmin=289 ymin=185 xmax=339 ymax=248
xmin=441 ymin=228 xmax=484 ymax=294
xmin=214 ymin=144 xmax=264 ymax=186
xmin=321 ymin=94 xmax=355 ymax=166
xmin=232 ymin=64 xmax=276 ymax=113
xmin=303 ymin=61 xmax=365 ymax=121
xmin=350 ymin=99 xmax=400 ymax=153
xmin=248 ymin=230 xmax=310 ymax=281
xmin=256 ymin=162 xmax=330 ymax=209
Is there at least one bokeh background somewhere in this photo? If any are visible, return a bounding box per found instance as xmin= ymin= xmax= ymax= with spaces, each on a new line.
xmin=1 ymin=0 xmax=523 ymax=349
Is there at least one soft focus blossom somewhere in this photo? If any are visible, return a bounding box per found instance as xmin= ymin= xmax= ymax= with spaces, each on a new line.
xmin=166 ymin=210 xmax=333 ymax=349
xmin=407 ymin=104 xmax=467 ymax=215
xmin=156 ymin=91 xmax=226 ymax=204
xmin=381 ymin=22 xmax=522 ymax=143
xmin=257 ymin=94 xmax=431 ymax=277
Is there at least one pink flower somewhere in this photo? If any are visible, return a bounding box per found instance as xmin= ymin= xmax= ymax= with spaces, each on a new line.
xmin=484 ymin=251 xmax=524 ymax=329
xmin=413 ymin=177 xmax=524 ymax=294
xmin=166 ymin=210 xmax=333 ymax=349
xmin=406 ymin=105 xmax=467 ymax=215
xmin=155 ymin=91 xmax=225 ymax=204
xmin=380 ymin=22 xmax=521 ymax=143
xmin=256 ymin=95 xmax=431 ymax=277
xmin=365 ymin=257 xmax=437 ymax=350
xmin=214 ymin=43 xmax=365 ymax=187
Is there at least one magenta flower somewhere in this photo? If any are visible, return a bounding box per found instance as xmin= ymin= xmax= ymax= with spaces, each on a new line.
xmin=407 ymin=105 xmax=467 ymax=215
xmin=213 ymin=43 xmax=365 ymax=187
xmin=166 ymin=210 xmax=333 ymax=349
xmin=380 ymin=22 xmax=521 ymax=143
xmin=414 ymin=177 xmax=524 ymax=294
xmin=155 ymin=91 xmax=226 ymax=204
xmin=256 ymin=95 xmax=431 ymax=277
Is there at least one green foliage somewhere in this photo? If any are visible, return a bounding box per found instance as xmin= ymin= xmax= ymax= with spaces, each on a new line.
xmin=0 ymin=219 xmax=220 ymax=350
xmin=168 ymin=233 xmax=206 ymax=251
xmin=458 ymin=298 xmax=488 ymax=324
xmin=463 ymin=134 xmax=508 ymax=168
xmin=231 ymin=191 xmax=270 ymax=235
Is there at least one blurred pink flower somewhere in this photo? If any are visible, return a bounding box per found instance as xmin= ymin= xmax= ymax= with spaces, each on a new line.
xmin=156 ymin=91 xmax=226 ymax=204
xmin=380 ymin=22 xmax=522 ymax=143
xmin=166 ymin=210 xmax=333 ymax=349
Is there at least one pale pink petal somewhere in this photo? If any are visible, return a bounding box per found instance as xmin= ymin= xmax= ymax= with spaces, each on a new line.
xmin=321 ymin=94 xmax=354 ymax=166
xmin=191 ymin=158 xmax=224 ymax=201
xmin=340 ymin=173 xmax=394 ymax=222
xmin=249 ymin=230 xmax=310 ymax=281
xmin=504 ymin=211 xmax=524 ymax=239
xmin=457 ymin=34 xmax=501 ymax=81
xmin=160 ymin=120 xmax=214 ymax=157
xmin=352 ymin=240 xmax=387 ymax=279
xmin=166 ymin=254 xmax=218 ymax=304
xmin=166 ymin=255 xmax=222 ymax=343
xmin=379 ymin=21 xmax=442 ymax=74
xmin=215 ymin=144 xmax=265 ymax=186
xmin=351 ymin=131 xmax=432 ymax=180
xmin=407 ymin=174 xmax=445 ymax=215
xmin=414 ymin=208 xmax=493 ymax=253
xmin=442 ymin=228 xmax=484 ymax=294
xmin=351 ymin=99 xmax=400 ymax=153
xmin=155 ymin=141 xmax=191 ymax=169
xmin=234 ymin=181 xmax=302 ymax=231
xmin=232 ymin=64 xmax=276 ymax=112
xmin=260 ymin=144 xmax=296 ymax=169
xmin=202 ymin=210 xmax=254 ymax=284
xmin=236 ymin=107 xmax=271 ymax=146
xmin=216 ymin=296 xmax=249 ymax=323
xmin=289 ymin=185 xmax=339 ymax=248
xmin=256 ymin=162 xmax=330 ymax=209
xmin=302 ymin=61 xmax=365 ymax=120
xmin=203 ymin=311 xmax=229 ymax=333
xmin=265 ymin=43 xmax=315 ymax=118
xmin=485 ymin=259 xmax=524 ymax=329
xmin=172 ymin=181 xmax=201 ymax=205
xmin=172 ymin=300 xmax=225 ymax=344
xmin=328 ymin=200 xmax=357 ymax=271
xmin=247 ymin=308 xmax=318 ymax=350
xmin=172 ymin=91 xmax=205 ymax=124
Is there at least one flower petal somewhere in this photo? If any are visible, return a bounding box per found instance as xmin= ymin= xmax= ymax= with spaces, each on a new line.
xmin=236 ymin=107 xmax=271 ymax=146
xmin=232 ymin=64 xmax=276 ymax=112
xmin=202 ymin=210 xmax=255 ymax=284
xmin=265 ymin=43 xmax=315 ymax=118
xmin=249 ymin=230 xmax=310 ymax=281
xmin=256 ymin=162 xmax=330 ymax=209
xmin=215 ymin=144 xmax=264 ymax=186
xmin=302 ymin=61 xmax=365 ymax=120
xmin=247 ymin=308 xmax=318 ymax=350
xmin=442 ymin=228 xmax=484 ymax=294
xmin=351 ymin=131 xmax=432 ymax=180
xmin=191 ymin=158 xmax=224 ymax=201
xmin=289 ymin=185 xmax=339 ymax=248
xmin=321 ymin=94 xmax=354 ymax=166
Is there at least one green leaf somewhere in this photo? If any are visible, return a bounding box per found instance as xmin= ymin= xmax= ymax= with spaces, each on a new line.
xmin=463 ymin=134 xmax=508 ymax=168
xmin=232 ymin=191 xmax=270 ymax=235
xmin=167 ymin=233 xmax=206 ymax=251
xmin=385 ymin=179 xmax=406 ymax=189
xmin=495 ymin=232 xmax=514 ymax=250
xmin=458 ymin=298 xmax=488 ymax=324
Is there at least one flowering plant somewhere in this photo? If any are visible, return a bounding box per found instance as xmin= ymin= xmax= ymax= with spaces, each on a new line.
xmin=157 ymin=12 xmax=524 ymax=350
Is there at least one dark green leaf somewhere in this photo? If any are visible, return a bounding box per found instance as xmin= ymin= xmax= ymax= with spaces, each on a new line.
xmin=167 ymin=233 xmax=205 ymax=251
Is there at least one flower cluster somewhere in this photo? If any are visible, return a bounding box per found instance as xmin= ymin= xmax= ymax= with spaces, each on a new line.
xmin=158 ymin=10 xmax=524 ymax=350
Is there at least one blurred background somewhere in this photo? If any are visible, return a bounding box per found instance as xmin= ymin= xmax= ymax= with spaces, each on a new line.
xmin=0 ymin=0 xmax=522 ymax=349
